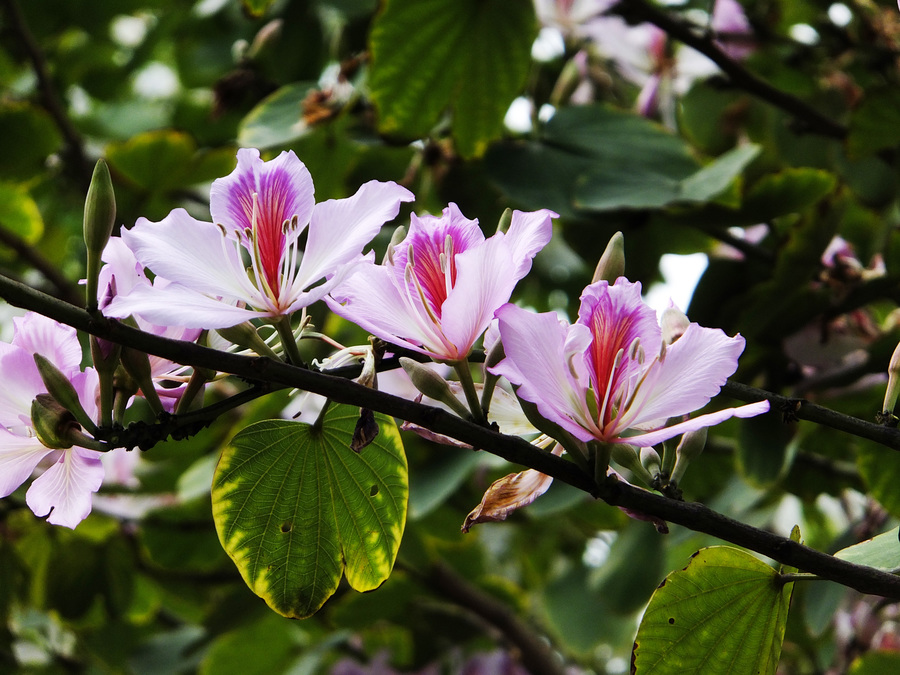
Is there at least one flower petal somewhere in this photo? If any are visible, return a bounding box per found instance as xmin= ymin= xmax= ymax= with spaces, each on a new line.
xmin=619 ymin=400 xmax=770 ymax=447
xmin=26 ymin=447 xmax=105 ymax=529
xmin=210 ymin=148 xmax=315 ymax=240
xmin=502 ymin=209 xmax=556 ymax=278
xmin=0 ymin=346 xmax=47 ymax=427
xmin=12 ymin=313 xmax=82 ymax=376
xmin=296 ymin=181 xmax=414 ymax=289
xmin=0 ymin=429 xmax=53 ymax=497
xmin=492 ymin=304 xmax=596 ymax=441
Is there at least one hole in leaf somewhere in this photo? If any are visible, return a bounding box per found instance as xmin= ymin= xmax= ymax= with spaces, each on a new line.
xmin=370 ymin=485 xmax=379 ymax=497
xmin=668 ymin=617 xmax=675 ymax=625
xmin=280 ymin=521 xmax=292 ymax=533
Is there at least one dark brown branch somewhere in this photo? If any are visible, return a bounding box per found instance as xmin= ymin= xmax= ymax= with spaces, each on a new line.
xmin=0 ymin=224 xmax=82 ymax=305
xmin=1 ymin=0 xmax=92 ymax=184
xmin=614 ymin=0 xmax=848 ymax=140
xmin=3 ymin=274 xmax=900 ymax=597
xmin=722 ymin=380 xmax=900 ymax=451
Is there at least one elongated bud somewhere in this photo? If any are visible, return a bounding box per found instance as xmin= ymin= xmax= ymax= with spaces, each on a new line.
xmin=883 ymin=341 xmax=900 ymax=417
xmin=640 ymin=447 xmax=661 ymax=476
xmin=669 ymin=427 xmax=708 ymax=486
xmin=90 ymin=335 xmax=120 ymax=428
xmin=33 ymin=354 xmax=99 ymax=436
xmin=592 ymin=231 xmax=625 ymax=284
xmin=610 ymin=443 xmax=655 ymax=487
xmin=120 ymin=347 xmax=164 ymax=414
xmin=661 ymin=305 xmax=690 ymax=345
xmin=496 ymin=208 xmax=513 ymax=235
xmin=31 ymin=394 xmax=78 ymax=449
xmin=216 ymin=322 xmax=279 ymax=359
xmin=83 ymin=159 xmax=116 ymax=312
xmin=400 ymin=357 xmax=472 ymax=419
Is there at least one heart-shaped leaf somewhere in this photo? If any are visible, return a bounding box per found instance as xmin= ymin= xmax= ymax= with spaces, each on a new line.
xmin=212 ymin=405 xmax=408 ymax=618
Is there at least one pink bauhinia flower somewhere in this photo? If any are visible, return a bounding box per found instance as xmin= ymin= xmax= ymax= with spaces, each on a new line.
xmin=327 ymin=203 xmax=555 ymax=362
xmin=0 ymin=313 xmax=104 ymax=528
xmin=491 ymin=278 xmax=769 ymax=447
xmin=105 ymin=148 xmax=413 ymax=329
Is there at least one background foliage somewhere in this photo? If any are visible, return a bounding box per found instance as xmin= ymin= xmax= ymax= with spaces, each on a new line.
xmin=4 ymin=0 xmax=900 ymax=673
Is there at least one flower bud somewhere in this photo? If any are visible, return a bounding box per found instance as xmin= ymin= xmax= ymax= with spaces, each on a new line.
xmin=883 ymin=340 xmax=900 ymax=416
xmin=640 ymin=447 xmax=661 ymax=476
xmin=669 ymin=427 xmax=708 ymax=485
xmin=610 ymin=443 xmax=655 ymax=487
xmin=33 ymin=354 xmax=99 ymax=436
xmin=661 ymin=305 xmax=691 ymax=344
xmin=31 ymin=394 xmax=78 ymax=449
xmin=120 ymin=346 xmax=164 ymax=414
xmin=215 ymin=322 xmax=279 ymax=359
xmin=591 ymin=231 xmax=625 ymax=284
xmin=496 ymin=208 xmax=513 ymax=235
xmin=83 ymin=159 xmax=116 ymax=312
xmin=400 ymin=357 xmax=472 ymax=419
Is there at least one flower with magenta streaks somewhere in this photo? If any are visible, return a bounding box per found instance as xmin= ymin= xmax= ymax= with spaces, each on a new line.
xmin=0 ymin=313 xmax=104 ymax=528
xmin=491 ymin=278 xmax=769 ymax=448
xmin=327 ymin=203 xmax=555 ymax=362
xmin=106 ymin=148 xmax=414 ymax=329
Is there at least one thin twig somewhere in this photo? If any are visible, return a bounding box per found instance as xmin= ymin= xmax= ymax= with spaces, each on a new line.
xmin=614 ymin=0 xmax=849 ymax=139
xmin=2 ymin=275 xmax=900 ymax=596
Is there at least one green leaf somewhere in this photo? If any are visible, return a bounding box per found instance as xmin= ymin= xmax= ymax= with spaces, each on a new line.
xmin=200 ymin=613 xmax=300 ymax=675
xmin=238 ymin=82 xmax=318 ymax=150
xmin=849 ymin=651 xmax=900 ymax=674
xmin=242 ymin=0 xmax=276 ymax=17
xmin=679 ymin=145 xmax=761 ymax=203
xmin=847 ymin=88 xmax=900 ymax=159
xmin=743 ymin=168 xmax=837 ymax=221
xmin=212 ymin=406 xmax=408 ymax=618
xmin=834 ymin=528 xmax=900 ymax=573
xmin=633 ymin=546 xmax=793 ymax=675
xmin=0 ymin=183 xmax=43 ymax=243
xmin=369 ymin=0 xmax=535 ymax=158
xmin=857 ymin=445 xmax=900 ymax=519
xmin=0 ymin=102 xmax=63 ymax=181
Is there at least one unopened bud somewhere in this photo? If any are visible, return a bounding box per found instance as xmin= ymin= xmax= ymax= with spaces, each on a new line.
xmin=83 ymin=159 xmax=116 ymax=312
xmin=669 ymin=427 xmax=708 ymax=485
xmin=400 ymin=357 xmax=471 ymax=419
xmin=496 ymin=208 xmax=513 ymax=235
xmin=216 ymin=322 xmax=279 ymax=359
xmin=640 ymin=447 xmax=661 ymax=476
xmin=883 ymin=341 xmax=900 ymax=416
xmin=610 ymin=443 xmax=655 ymax=487
xmin=31 ymin=394 xmax=78 ymax=449
xmin=661 ymin=305 xmax=690 ymax=345
xmin=120 ymin=346 xmax=164 ymax=414
xmin=592 ymin=232 xmax=625 ymax=284
xmin=33 ymin=354 xmax=99 ymax=436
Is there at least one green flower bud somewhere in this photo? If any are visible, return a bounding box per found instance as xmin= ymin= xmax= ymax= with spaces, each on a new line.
xmin=496 ymin=208 xmax=513 ymax=235
xmin=610 ymin=443 xmax=655 ymax=487
xmin=33 ymin=354 xmax=99 ymax=436
xmin=591 ymin=231 xmax=625 ymax=284
xmin=215 ymin=322 xmax=279 ymax=359
xmin=31 ymin=394 xmax=77 ymax=449
xmin=640 ymin=447 xmax=661 ymax=476
xmin=669 ymin=427 xmax=708 ymax=486
xmin=83 ymin=159 xmax=116 ymax=312
xmin=400 ymin=357 xmax=472 ymax=419
xmin=120 ymin=346 xmax=164 ymax=415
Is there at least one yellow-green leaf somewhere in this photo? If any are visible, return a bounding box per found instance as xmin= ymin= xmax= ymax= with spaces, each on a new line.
xmin=212 ymin=405 xmax=407 ymax=618
xmin=633 ymin=546 xmax=793 ymax=675
xmin=0 ymin=182 xmax=44 ymax=243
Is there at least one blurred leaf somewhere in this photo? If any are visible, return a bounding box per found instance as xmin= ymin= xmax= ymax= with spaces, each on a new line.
xmin=139 ymin=499 xmax=232 ymax=574
xmin=0 ymin=183 xmax=44 ymax=243
xmin=834 ymin=527 xmax=900 ymax=573
xmin=857 ymin=445 xmax=900 ymax=519
xmin=633 ymin=546 xmax=793 ymax=675
xmin=242 ymin=0 xmax=276 ymax=17
xmin=408 ymin=450 xmax=481 ymax=520
xmin=107 ymin=130 xmax=236 ymax=193
xmin=593 ymin=524 xmax=666 ymax=615
xmin=736 ymin=411 xmax=795 ymax=487
xmin=848 ymin=88 xmax=900 ymax=159
xmin=212 ymin=406 xmax=408 ymax=618
xmin=200 ymin=612 xmax=300 ymax=675
xmin=238 ymin=82 xmax=318 ymax=149
xmin=744 ymin=169 xmax=836 ymax=221
xmin=0 ymin=103 xmax=63 ymax=181
xmin=369 ymin=0 xmax=535 ymax=158
xmin=849 ymin=651 xmax=900 ymax=674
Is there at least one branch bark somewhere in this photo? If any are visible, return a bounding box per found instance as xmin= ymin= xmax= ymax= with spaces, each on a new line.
xmin=2 ymin=274 xmax=900 ymax=597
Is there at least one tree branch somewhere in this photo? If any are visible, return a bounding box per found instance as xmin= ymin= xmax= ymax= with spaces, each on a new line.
xmin=614 ymin=0 xmax=849 ymax=139
xmin=0 ymin=224 xmax=82 ymax=305
xmin=2 ymin=274 xmax=900 ymax=597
